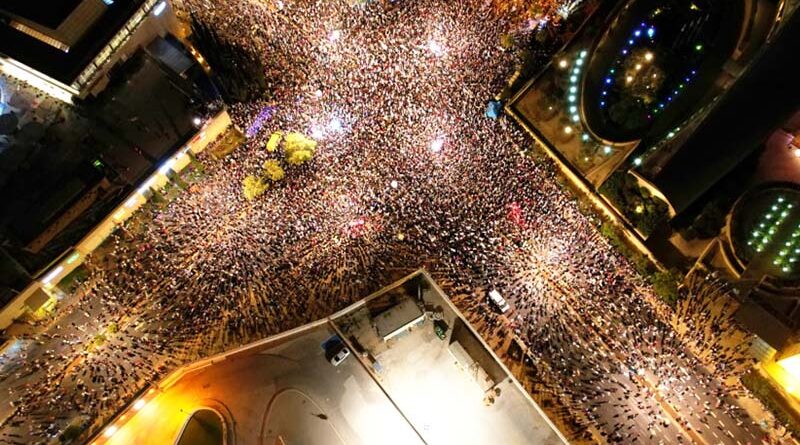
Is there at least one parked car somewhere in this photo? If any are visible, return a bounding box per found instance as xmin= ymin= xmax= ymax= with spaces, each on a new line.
xmin=330 ymin=346 xmax=350 ymax=366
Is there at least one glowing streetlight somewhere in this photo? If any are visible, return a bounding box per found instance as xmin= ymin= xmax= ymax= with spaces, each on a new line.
xmin=563 ymin=126 xmax=573 ymax=135
xmin=558 ymin=59 xmax=568 ymax=69
xmin=133 ymin=399 xmax=146 ymax=411
xmin=428 ymin=40 xmax=444 ymax=56
xmin=192 ymin=117 xmax=202 ymax=126
xmin=430 ymin=137 xmax=444 ymax=153
xmin=103 ymin=426 xmax=118 ymax=438
xmin=644 ymin=52 xmax=654 ymax=61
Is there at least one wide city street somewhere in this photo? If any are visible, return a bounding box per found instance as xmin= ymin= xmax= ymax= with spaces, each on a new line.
xmin=0 ymin=0 xmax=772 ymax=443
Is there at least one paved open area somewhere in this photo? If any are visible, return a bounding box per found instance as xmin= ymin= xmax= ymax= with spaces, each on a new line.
xmin=101 ymin=321 xmax=423 ymax=445
xmin=0 ymin=0 xmax=779 ymax=443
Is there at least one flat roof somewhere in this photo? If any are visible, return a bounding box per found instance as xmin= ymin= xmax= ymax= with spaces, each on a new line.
xmin=374 ymin=298 xmax=424 ymax=340
xmin=647 ymin=8 xmax=800 ymax=214
xmin=0 ymin=0 xmax=147 ymax=86
xmin=96 ymin=271 xmax=567 ymax=445
xmin=1 ymin=0 xmax=84 ymax=29
xmin=333 ymin=271 xmax=568 ymax=445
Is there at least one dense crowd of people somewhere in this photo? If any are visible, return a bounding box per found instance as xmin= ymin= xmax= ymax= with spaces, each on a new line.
xmin=0 ymin=0 xmax=781 ymax=443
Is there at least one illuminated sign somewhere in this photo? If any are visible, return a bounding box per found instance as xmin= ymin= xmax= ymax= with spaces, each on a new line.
xmin=153 ymin=1 xmax=167 ymax=16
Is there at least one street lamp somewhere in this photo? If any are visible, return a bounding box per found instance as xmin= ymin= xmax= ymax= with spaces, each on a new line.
xmin=103 ymin=425 xmax=118 ymax=438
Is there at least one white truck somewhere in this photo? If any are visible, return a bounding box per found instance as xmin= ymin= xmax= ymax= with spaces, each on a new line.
xmin=489 ymin=290 xmax=511 ymax=314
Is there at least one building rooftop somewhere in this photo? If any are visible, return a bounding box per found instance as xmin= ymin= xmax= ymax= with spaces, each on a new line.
xmin=644 ymin=7 xmax=800 ymax=214
xmin=374 ymin=297 xmax=424 ymax=340
xmin=0 ymin=0 xmax=148 ymax=86
xmin=93 ymin=271 xmax=567 ymax=445
xmin=1 ymin=0 xmax=85 ymax=29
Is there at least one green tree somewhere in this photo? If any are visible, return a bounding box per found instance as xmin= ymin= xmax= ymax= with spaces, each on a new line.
xmin=262 ymin=159 xmax=285 ymax=182
xmin=243 ymin=175 xmax=269 ymax=200
xmin=692 ymin=202 xmax=726 ymax=239
xmin=284 ymin=132 xmax=317 ymax=165
xmin=59 ymin=424 xmax=83 ymax=443
xmin=650 ymin=269 xmax=681 ymax=306
xmin=609 ymin=97 xmax=648 ymax=132
xmin=500 ymin=34 xmax=515 ymax=50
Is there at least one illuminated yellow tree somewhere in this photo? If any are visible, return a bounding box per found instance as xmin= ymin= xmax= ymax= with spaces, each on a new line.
xmin=266 ymin=131 xmax=283 ymax=152
xmin=284 ymin=132 xmax=317 ymax=165
xmin=262 ymin=159 xmax=285 ymax=182
xmin=243 ymin=175 xmax=269 ymax=200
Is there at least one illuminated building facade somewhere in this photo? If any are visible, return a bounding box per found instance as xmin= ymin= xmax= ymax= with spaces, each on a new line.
xmin=0 ymin=0 xmax=179 ymax=101
xmin=0 ymin=1 xmax=223 ymax=325
xmin=508 ymin=0 xmax=800 ymax=402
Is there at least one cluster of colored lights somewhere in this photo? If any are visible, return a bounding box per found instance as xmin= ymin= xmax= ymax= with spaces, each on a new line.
xmin=599 ymin=22 xmax=656 ymax=110
xmin=775 ymin=222 xmax=800 ymax=273
xmin=246 ymin=105 xmax=277 ymax=138
xmin=599 ymin=22 xmax=701 ymax=120
xmin=563 ymin=50 xmax=591 ymax=142
xmin=649 ymin=69 xmax=697 ymax=117
xmin=748 ymin=196 xmax=793 ymax=253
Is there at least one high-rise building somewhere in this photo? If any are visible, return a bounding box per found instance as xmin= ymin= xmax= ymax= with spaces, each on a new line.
xmin=509 ymin=0 xmax=800 ymax=355
xmin=0 ymin=0 xmax=179 ymax=101
xmin=0 ymin=1 xmax=226 ymax=324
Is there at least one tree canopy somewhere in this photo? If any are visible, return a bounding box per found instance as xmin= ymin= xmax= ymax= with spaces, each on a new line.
xmin=243 ymin=175 xmax=269 ymax=200
xmin=284 ymin=132 xmax=317 ymax=165
xmin=262 ymin=159 xmax=285 ymax=182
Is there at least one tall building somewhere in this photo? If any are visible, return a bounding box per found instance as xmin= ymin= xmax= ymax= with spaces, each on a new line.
xmin=0 ymin=0 xmax=179 ymax=101
xmin=0 ymin=1 xmax=225 ymax=325
xmin=509 ymin=0 xmax=800 ymax=360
